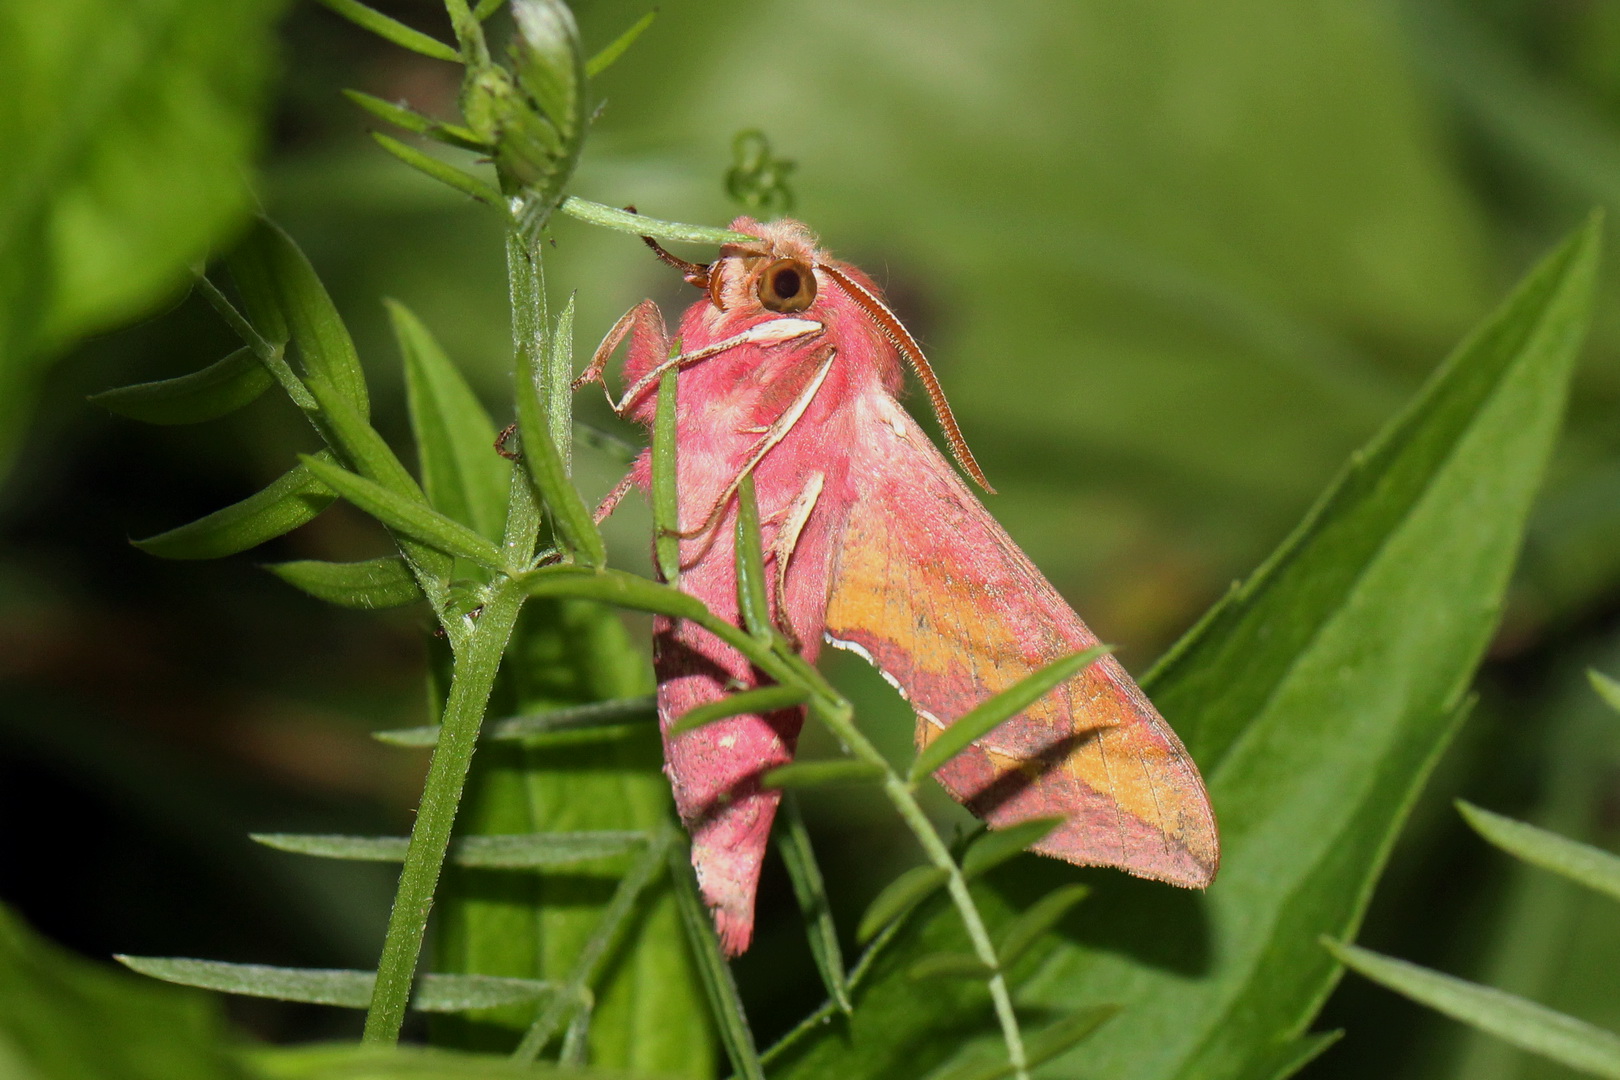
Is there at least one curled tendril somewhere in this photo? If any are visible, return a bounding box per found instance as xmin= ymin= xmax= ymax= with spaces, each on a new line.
xmin=725 ymin=129 xmax=797 ymax=216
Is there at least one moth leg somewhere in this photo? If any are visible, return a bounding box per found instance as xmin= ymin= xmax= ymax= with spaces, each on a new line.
xmin=612 ymin=318 xmax=825 ymax=419
xmin=674 ymin=344 xmax=837 ymax=542
xmin=766 ymin=470 xmax=824 ymax=646
xmin=593 ymin=470 xmax=639 ymax=525
xmin=574 ymin=299 xmax=669 ymax=404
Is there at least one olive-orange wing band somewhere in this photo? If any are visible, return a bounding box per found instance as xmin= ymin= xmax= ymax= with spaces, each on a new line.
xmin=823 ymin=393 xmax=1219 ymax=887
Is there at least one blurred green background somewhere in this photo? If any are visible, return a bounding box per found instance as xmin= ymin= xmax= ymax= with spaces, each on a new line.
xmin=3 ymin=1 xmax=1620 ymax=1075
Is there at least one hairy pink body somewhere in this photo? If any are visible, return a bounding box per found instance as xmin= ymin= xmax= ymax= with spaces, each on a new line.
xmin=597 ymin=218 xmax=1217 ymax=954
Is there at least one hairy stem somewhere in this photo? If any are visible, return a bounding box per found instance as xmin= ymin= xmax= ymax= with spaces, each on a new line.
xmin=814 ymin=700 xmax=1030 ymax=1079
xmin=363 ymin=580 xmax=525 ymax=1042
xmin=512 ymin=826 xmax=675 ymax=1062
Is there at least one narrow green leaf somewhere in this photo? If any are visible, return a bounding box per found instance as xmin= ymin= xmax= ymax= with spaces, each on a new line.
xmin=442 ymin=0 xmax=487 ymax=60
xmin=522 ymin=567 xmax=707 ymax=620
xmin=374 ymin=693 xmax=658 ymax=747
xmin=909 ymin=646 xmax=1110 ymax=782
xmin=512 ymin=828 xmax=673 ymax=1063
xmin=251 ymin=1042 xmax=630 ymax=1078
xmin=299 ymin=454 xmax=504 ymax=568
xmin=997 ymin=885 xmax=1090 ymax=969
xmin=227 ymin=219 xmax=369 ymax=418
xmin=544 ymin=295 xmax=576 ymax=466
xmin=193 ymin=274 xmax=314 ymax=410
xmin=558 ymin=197 xmax=758 ymax=245
xmin=1237 ymin=1031 xmax=1344 ymax=1080
xmin=305 ymin=374 xmax=421 ymax=499
xmin=927 ymin=1007 xmax=1120 ymax=1080
xmin=117 ymin=957 xmax=553 ymax=1012
xmin=302 ymin=374 xmax=458 ymax=588
xmin=373 ymin=133 xmax=504 ymax=208
xmin=390 ymin=300 xmax=508 ymax=542
xmin=267 ymin=556 xmax=425 ymax=610
xmin=651 ymin=365 xmax=681 ymax=584
xmin=857 ymin=867 xmax=950 ymax=944
xmin=735 ymin=475 xmax=772 ymax=640
xmin=251 ymin=830 xmax=646 ymax=867
xmin=907 ymin=953 xmax=991 ymax=981
xmin=1458 ymin=800 xmax=1620 ymax=903
xmin=313 ymin=0 xmax=461 ymax=62
xmin=777 ymin=793 xmax=852 ymax=1013
xmin=763 ymin=760 xmax=887 ymax=791
xmin=90 ymin=347 xmax=272 ymax=425
xmin=1590 ymin=669 xmax=1620 ymax=714
xmin=585 ymin=10 xmax=656 ymax=78
xmin=133 ymin=456 xmax=335 ymax=560
xmin=671 ymin=685 xmax=807 ymax=736
xmin=668 ymin=844 xmax=764 ymax=1080
xmin=958 ymin=818 xmax=1067 ymax=880
xmin=342 ymin=90 xmax=487 ymax=151
xmin=1328 ymin=940 xmax=1620 ymax=1079
xmin=767 ymin=208 xmax=1601 ymax=1080
xmin=516 ymin=319 xmax=606 ymax=567
xmin=474 ymin=0 xmax=504 ymax=18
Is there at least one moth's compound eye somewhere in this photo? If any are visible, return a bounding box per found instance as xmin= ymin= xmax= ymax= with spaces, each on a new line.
xmin=756 ymin=258 xmax=817 ymax=313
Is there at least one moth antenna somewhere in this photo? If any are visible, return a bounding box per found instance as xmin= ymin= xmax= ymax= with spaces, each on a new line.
xmin=641 ymin=234 xmax=712 ymax=285
xmin=819 ymin=263 xmax=995 ymax=493
xmin=622 ymin=208 xmax=713 ymax=287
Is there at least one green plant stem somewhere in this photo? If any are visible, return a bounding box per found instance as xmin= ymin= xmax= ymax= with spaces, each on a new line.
xmin=506 ymin=216 xmax=559 ymax=468
xmin=513 ymin=564 xmax=1029 ymax=1073
xmin=363 ymin=580 xmax=525 ymax=1043
xmin=511 ymin=826 xmax=674 ymax=1062
xmin=813 ymin=698 xmax=1029 ymax=1079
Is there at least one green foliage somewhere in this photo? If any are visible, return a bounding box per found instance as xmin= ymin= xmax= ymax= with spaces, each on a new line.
xmin=228 ymin=218 xmax=369 ymax=416
xmin=651 ymin=365 xmax=682 ymax=583
xmin=314 ymin=0 xmax=461 ymax=63
xmin=764 ymin=206 xmax=1597 ymax=1080
xmin=667 ymin=841 xmax=766 ymax=1080
xmin=557 ymin=197 xmax=759 ymax=244
xmin=726 ymin=130 xmax=798 ymax=216
xmin=1327 ymin=942 xmax=1620 ymax=1079
xmin=858 ymin=867 xmax=951 ymax=943
xmin=1328 ymin=673 xmax=1620 ymax=1078
xmin=777 ymin=793 xmax=853 ymax=1013
xmin=249 ymin=1043 xmax=626 ymax=1079
xmin=1459 ymin=801 xmax=1620 ymax=904
xmin=0 ymin=0 xmax=286 ymax=470
xmin=393 ymin=300 xmax=509 ymax=544
xmin=116 ymin=957 xmax=555 ymax=1013
xmin=132 ymin=456 xmax=337 ymax=560
xmin=267 ymin=556 xmax=426 ymax=610
xmin=958 ymin=819 xmax=1066 ymax=880
xmin=251 ymin=830 xmax=648 ymax=867
xmin=669 ymin=684 xmax=809 ymax=735
xmin=298 ymin=452 xmax=503 ymax=570
xmin=26 ymin=2 xmax=1618 ymax=1079
xmin=373 ymin=694 xmax=658 ymax=747
xmin=908 ymin=646 xmax=1110 ymax=780
xmin=0 ymin=902 xmax=241 ymax=1080
xmin=88 ymin=346 xmax=273 ymax=425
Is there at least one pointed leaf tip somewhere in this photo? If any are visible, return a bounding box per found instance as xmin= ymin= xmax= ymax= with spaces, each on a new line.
xmin=857 ymin=866 xmax=949 ymax=943
xmin=959 ymin=817 xmax=1068 ymax=879
xmin=909 ymin=645 xmax=1111 ymax=781
xmin=1456 ymin=800 xmax=1620 ymax=903
xmin=1327 ymin=939 xmax=1620 ymax=1079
